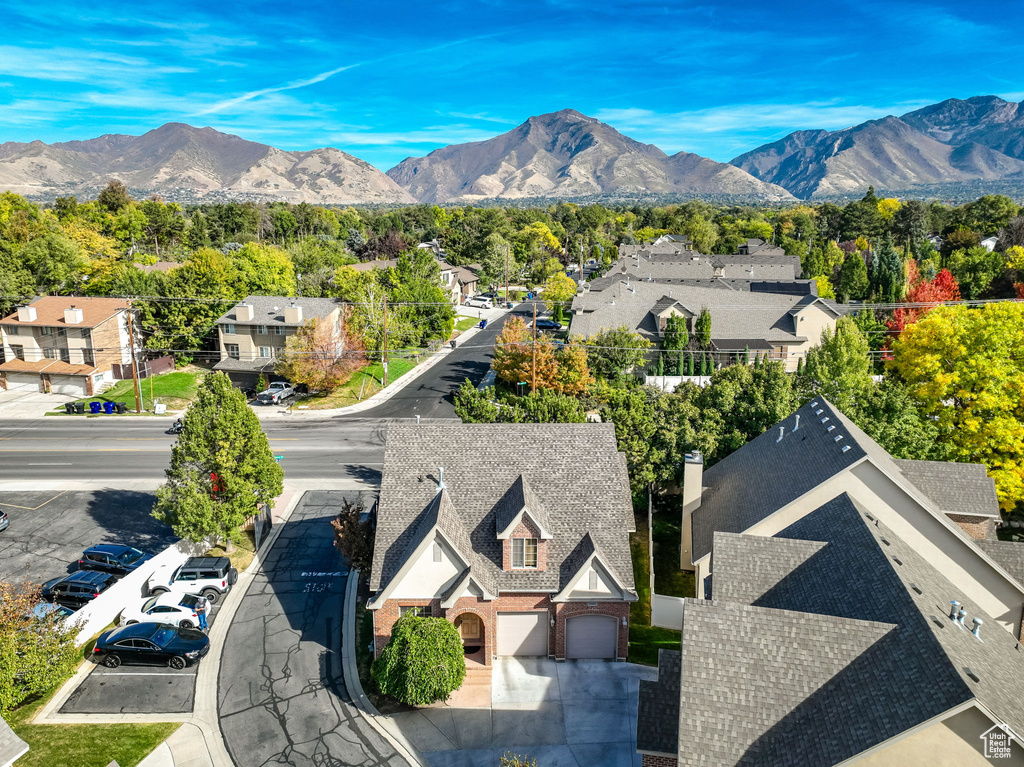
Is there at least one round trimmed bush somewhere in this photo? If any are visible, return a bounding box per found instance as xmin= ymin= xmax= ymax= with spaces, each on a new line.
xmin=371 ymin=615 xmax=467 ymax=705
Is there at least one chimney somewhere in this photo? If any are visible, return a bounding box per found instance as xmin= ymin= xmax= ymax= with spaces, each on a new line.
xmin=16 ymin=305 xmax=36 ymax=322
xmin=235 ymin=303 xmax=254 ymax=322
xmin=283 ymin=303 xmax=303 ymax=324
xmin=437 ymin=467 xmax=445 ymax=494
xmin=791 ymin=414 xmax=800 ymax=432
xmin=680 ymin=452 xmax=703 ymax=571
xmin=972 ymin=617 xmax=983 ymax=640
xmin=64 ymin=305 xmax=84 ymax=325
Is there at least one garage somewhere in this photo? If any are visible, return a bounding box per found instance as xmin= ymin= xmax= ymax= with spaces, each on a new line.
xmin=3 ymin=373 xmax=41 ymax=393
xmin=565 ymin=615 xmax=618 ymax=659
xmin=48 ymin=375 xmax=87 ymax=396
xmin=497 ymin=612 xmax=548 ymax=656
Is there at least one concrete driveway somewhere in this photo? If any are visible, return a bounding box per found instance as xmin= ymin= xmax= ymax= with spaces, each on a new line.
xmin=388 ymin=658 xmax=656 ymax=767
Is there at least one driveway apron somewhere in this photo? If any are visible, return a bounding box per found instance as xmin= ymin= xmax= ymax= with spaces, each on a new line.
xmin=218 ymin=490 xmax=409 ymax=767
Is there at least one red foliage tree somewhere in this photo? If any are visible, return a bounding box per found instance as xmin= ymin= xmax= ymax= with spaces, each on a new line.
xmin=884 ymin=262 xmax=961 ymax=354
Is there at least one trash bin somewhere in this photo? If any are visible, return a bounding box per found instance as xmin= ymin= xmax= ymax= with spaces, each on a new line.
xmin=478 ymin=319 xmax=488 ymax=329
xmin=89 ymin=401 xmax=102 ymax=414
xmin=74 ymin=403 xmax=85 ymax=414
xmin=115 ymin=402 xmax=127 ymax=414
xmin=64 ymin=403 xmax=75 ymax=415
xmin=103 ymin=402 xmax=115 ymax=415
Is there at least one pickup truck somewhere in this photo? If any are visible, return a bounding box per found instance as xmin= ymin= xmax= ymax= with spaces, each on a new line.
xmin=256 ymin=381 xmax=295 ymax=405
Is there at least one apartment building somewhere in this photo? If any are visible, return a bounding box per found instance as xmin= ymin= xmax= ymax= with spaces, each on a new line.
xmin=212 ymin=296 xmax=341 ymax=388
xmin=0 ymin=297 xmax=133 ymax=397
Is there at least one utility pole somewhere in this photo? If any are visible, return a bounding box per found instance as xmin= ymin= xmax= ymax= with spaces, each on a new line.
xmin=531 ymin=301 xmax=537 ymax=393
xmin=504 ymin=243 xmax=510 ymax=306
xmin=382 ymin=296 xmax=389 ymax=387
xmin=579 ymin=239 xmax=584 ymax=280
xmin=125 ymin=300 xmax=143 ymax=413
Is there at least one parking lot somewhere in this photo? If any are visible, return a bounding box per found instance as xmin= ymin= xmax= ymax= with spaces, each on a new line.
xmin=59 ymin=600 xmax=223 ymax=715
xmin=0 ymin=490 xmax=177 ymax=585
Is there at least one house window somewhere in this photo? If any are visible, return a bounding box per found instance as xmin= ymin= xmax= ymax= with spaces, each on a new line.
xmin=5 ymin=326 xmax=18 ymax=335
xmin=400 ymin=605 xmax=431 ymax=618
xmin=258 ymin=346 xmax=271 ymax=358
xmin=512 ymin=538 xmax=538 ymax=569
xmin=56 ymin=328 xmax=66 ymax=337
xmin=82 ymin=349 xmax=94 ymax=366
xmin=58 ymin=348 xmax=70 ymax=363
xmin=273 ymin=326 xmax=287 ymax=336
xmin=43 ymin=348 xmax=56 ymax=359
xmin=41 ymin=326 xmax=52 ymax=335
xmin=256 ymin=325 xmax=268 ymax=335
xmin=226 ymin=344 xmax=240 ymax=360
xmin=9 ymin=345 xmax=24 ymax=360
xmin=432 ymin=543 xmax=442 ymax=562
xmin=588 ymin=570 xmax=599 ymax=590
xmin=224 ymin=324 xmax=236 ymax=335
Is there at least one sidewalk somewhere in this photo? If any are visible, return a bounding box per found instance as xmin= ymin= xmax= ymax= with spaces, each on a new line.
xmin=254 ymin=312 xmax=501 ymax=421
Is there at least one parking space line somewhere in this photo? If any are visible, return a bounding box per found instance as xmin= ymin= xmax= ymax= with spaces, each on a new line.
xmin=0 ymin=491 xmax=67 ymax=510
xmin=92 ymin=672 xmax=197 ymax=677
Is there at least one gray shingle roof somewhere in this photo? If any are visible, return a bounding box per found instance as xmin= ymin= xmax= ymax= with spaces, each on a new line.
xmin=370 ymin=423 xmax=635 ymax=596
xmin=570 ymin=280 xmax=828 ymax=346
xmin=215 ymin=296 xmax=339 ymax=326
xmin=659 ymin=492 xmax=1024 ymax=766
xmin=636 ymin=649 xmax=681 ymax=755
xmin=212 ymin=357 xmax=276 ymax=374
xmin=895 ymin=459 xmax=1000 ymax=519
xmin=493 ymin=475 xmax=551 ymax=537
xmin=0 ymin=716 xmax=28 ymax=767
xmin=975 ymin=540 xmax=1024 ymax=587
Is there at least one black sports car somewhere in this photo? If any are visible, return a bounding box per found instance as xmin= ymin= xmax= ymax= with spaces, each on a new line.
xmin=93 ymin=622 xmax=211 ymax=669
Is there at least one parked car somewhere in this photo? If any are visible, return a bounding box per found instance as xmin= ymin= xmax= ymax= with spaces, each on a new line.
xmin=41 ymin=571 xmax=117 ymax=609
xmin=0 ymin=510 xmax=8 ymax=532
xmin=257 ymin=381 xmax=295 ymax=405
xmin=532 ymin=318 xmax=563 ymax=331
xmin=93 ymin=622 xmax=210 ymax=669
xmin=78 ymin=544 xmax=152 ymax=577
xmin=464 ymin=296 xmax=493 ymax=309
xmin=120 ymin=592 xmax=208 ymax=629
xmin=29 ymin=603 xmax=76 ymax=621
xmin=146 ymin=557 xmax=237 ymax=604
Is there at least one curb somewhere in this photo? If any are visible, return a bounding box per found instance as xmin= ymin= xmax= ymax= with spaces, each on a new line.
xmin=341 ymin=569 xmax=426 ymax=767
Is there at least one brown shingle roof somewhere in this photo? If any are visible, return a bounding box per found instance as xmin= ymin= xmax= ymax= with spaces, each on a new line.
xmin=0 ymin=359 xmax=97 ymax=375
xmin=0 ymin=296 xmax=127 ymax=328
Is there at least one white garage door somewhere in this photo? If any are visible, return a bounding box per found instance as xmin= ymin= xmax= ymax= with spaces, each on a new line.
xmin=49 ymin=375 xmax=86 ymax=396
xmin=565 ymin=615 xmax=618 ymax=659
xmin=497 ymin=612 xmax=548 ymax=656
xmin=4 ymin=373 xmax=40 ymax=393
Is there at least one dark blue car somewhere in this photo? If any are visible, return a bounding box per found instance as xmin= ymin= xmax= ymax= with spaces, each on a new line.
xmin=93 ymin=622 xmax=210 ymax=669
xmin=533 ymin=318 xmax=563 ymax=331
xmin=78 ymin=544 xmax=152 ymax=577
xmin=41 ymin=570 xmax=117 ymax=609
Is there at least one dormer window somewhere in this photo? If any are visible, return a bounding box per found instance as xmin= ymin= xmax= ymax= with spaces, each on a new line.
xmin=512 ymin=538 xmax=538 ymax=569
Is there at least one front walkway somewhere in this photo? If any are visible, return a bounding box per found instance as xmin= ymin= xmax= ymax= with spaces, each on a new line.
xmin=387 ymin=658 xmax=656 ymax=767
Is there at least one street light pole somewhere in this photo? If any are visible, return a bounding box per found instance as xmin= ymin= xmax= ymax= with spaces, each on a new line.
xmin=531 ymin=301 xmax=537 ymax=393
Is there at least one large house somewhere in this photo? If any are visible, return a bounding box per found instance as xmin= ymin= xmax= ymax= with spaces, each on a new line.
xmin=636 ymin=398 xmax=1024 ymax=766
xmin=368 ymin=423 xmax=637 ymax=668
xmin=569 ymin=280 xmax=842 ymax=372
xmin=349 ymin=256 xmax=479 ymax=305
xmin=0 ymin=297 xmax=134 ymax=397
xmin=212 ymin=296 xmax=341 ymax=388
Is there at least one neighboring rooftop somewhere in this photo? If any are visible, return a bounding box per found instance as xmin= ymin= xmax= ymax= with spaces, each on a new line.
xmin=0 ymin=296 xmax=127 ymax=327
xmin=369 ymin=423 xmax=635 ymax=595
xmin=895 ymin=459 xmax=1001 ymax=519
xmin=215 ymin=296 xmax=339 ymax=326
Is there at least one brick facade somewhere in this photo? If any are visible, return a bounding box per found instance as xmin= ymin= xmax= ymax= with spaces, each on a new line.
xmin=946 ymin=513 xmax=996 ymax=541
xmin=501 ymin=517 xmax=548 ymax=572
xmin=373 ymin=592 xmax=630 ymax=663
xmin=641 ymin=753 xmax=677 ymax=767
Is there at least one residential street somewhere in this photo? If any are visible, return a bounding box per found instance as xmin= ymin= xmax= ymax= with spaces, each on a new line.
xmin=218 ymin=490 xmax=410 ymax=767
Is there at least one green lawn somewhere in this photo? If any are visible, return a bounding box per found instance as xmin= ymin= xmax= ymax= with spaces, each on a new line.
xmin=65 ymin=370 xmax=200 ymax=412
xmin=299 ymin=357 xmax=417 ymax=410
xmin=652 ymin=497 xmax=696 ymax=599
xmin=455 ymin=317 xmax=479 ymax=332
xmin=9 ymin=632 xmax=180 ymax=767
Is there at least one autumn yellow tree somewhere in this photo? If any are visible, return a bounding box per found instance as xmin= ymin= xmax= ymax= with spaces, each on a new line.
xmin=554 ymin=340 xmax=594 ymax=394
xmin=889 ymin=303 xmax=1024 ymax=510
xmin=492 ymin=317 xmax=558 ymax=391
xmin=275 ymin=312 xmax=366 ymax=392
xmin=877 ymin=198 xmax=902 ymax=222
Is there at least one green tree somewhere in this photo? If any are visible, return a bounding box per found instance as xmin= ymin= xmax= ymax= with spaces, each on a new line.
xmin=554 ymin=340 xmax=594 ymax=395
xmin=153 ymin=373 xmax=284 ymax=548
xmin=330 ymin=497 xmax=376 ymax=573
xmin=371 ymin=615 xmax=466 ymax=705
xmin=18 ymin=234 xmax=87 ymax=293
xmin=890 ymin=303 xmax=1024 ymax=510
xmin=228 ymin=242 xmax=297 ymax=297
xmin=946 ymin=246 xmax=1003 ymax=299
xmin=871 ymin=233 xmax=904 ymax=302
xmin=0 ymin=254 xmax=35 ymax=316
xmin=0 ymin=580 xmax=80 ymax=715
xmin=584 ymin=327 xmax=652 ymax=379
xmin=855 ymin=379 xmax=941 ymax=461
xmin=97 ymin=179 xmax=132 ymax=213
xmin=796 ymin=318 xmax=872 ymax=416
xmin=836 ymin=252 xmax=869 ymax=302
xmin=694 ymin=308 xmax=712 ymax=348
xmin=661 ymin=314 xmax=688 ymax=369
xmin=682 ymin=214 xmax=717 ymax=253
xmin=542 ymin=272 xmax=577 ymax=311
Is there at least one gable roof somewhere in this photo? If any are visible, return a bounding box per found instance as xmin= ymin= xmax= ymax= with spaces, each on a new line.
xmin=494 ymin=475 xmax=552 ymax=539
xmin=895 ymin=459 xmax=1000 ymax=519
xmin=664 ymin=493 xmax=1024 ymax=766
xmin=551 ymin=531 xmax=635 ymax=602
xmin=370 ymin=423 xmax=635 ymax=597
xmin=975 ymin=540 xmax=1024 ymax=587
xmin=215 ymin=296 xmax=339 ymax=326
xmin=1 ymin=296 xmax=127 ymax=328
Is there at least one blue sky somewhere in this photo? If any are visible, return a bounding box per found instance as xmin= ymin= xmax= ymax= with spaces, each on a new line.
xmin=3 ymin=0 xmax=1023 ymax=171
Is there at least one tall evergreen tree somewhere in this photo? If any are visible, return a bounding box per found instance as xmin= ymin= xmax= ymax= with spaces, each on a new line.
xmin=153 ymin=373 xmax=284 ymax=549
xmin=871 ymin=233 xmax=904 ymax=302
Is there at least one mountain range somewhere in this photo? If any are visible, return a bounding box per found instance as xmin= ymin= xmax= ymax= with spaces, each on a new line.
xmin=2 ymin=96 xmax=1024 ymax=203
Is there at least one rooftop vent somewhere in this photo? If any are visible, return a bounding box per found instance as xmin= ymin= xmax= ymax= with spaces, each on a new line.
xmin=965 ymin=667 xmax=981 ymax=683
xmin=815 ymin=409 xmax=824 ymax=415
xmin=811 ymin=401 xmax=819 ymax=407
xmin=827 ymin=425 xmax=835 ymax=432
xmin=436 ymin=467 xmax=445 ymax=494
xmin=791 ymin=414 xmax=801 ymax=432
xmin=910 ymin=583 xmax=923 ymax=595
xmin=776 ymin=426 xmax=785 ymax=443
xmin=972 ymin=618 xmax=983 ymax=640
xmin=842 ymin=445 xmax=851 ymax=452
xmin=820 ymin=417 xmax=830 ymax=424
xmin=892 ymin=556 xmax=903 ymax=566
xmin=930 ymin=615 xmax=945 ymax=628
xmin=880 ymin=537 xmax=890 ymax=546
xmin=834 ymin=435 xmax=844 ymax=442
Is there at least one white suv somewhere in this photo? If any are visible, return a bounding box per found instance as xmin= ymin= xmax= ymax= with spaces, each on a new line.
xmin=146 ymin=557 xmax=238 ymax=604
xmin=464 ymin=296 xmax=493 ymax=309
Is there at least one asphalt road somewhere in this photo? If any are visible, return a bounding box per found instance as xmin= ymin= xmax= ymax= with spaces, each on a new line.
xmin=218 ymin=490 xmax=409 ymax=767
xmin=0 ymin=303 xmax=529 ymax=483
